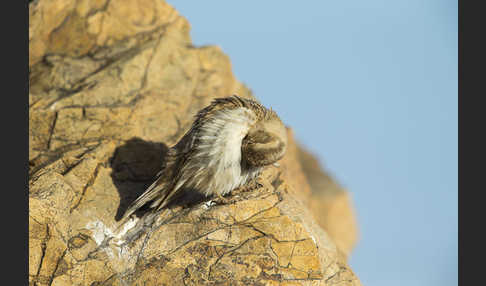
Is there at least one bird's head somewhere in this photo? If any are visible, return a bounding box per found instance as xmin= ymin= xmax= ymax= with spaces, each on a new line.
xmin=241 ymin=109 xmax=287 ymax=168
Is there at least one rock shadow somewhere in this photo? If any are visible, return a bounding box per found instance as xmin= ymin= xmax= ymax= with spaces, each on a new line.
xmin=110 ymin=137 xmax=206 ymax=221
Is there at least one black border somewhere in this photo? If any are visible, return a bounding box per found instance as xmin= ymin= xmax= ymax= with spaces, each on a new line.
xmin=6 ymin=0 xmax=29 ymax=283
xmin=459 ymin=0 xmax=481 ymax=285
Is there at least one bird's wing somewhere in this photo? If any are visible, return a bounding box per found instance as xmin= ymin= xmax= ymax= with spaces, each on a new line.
xmin=118 ymin=117 xmax=203 ymax=224
xmin=119 ymin=172 xmax=170 ymax=223
xmin=119 ymin=148 xmax=180 ymax=223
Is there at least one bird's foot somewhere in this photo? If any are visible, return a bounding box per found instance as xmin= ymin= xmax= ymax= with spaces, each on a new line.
xmin=213 ymin=180 xmax=264 ymax=205
xmin=213 ymin=194 xmax=231 ymax=205
xmin=227 ymin=179 xmax=264 ymax=199
xmin=238 ymin=179 xmax=263 ymax=193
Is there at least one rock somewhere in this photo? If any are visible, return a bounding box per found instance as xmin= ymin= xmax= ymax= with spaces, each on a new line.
xmin=297 ymin=147 xmax=359 ymax=259
xmin=29 ymin=0 xmax=361 ymax=285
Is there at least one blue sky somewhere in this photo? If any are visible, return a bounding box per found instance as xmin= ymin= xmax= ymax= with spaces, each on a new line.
xmin=166 ymin=1 xmax=458 ymax=285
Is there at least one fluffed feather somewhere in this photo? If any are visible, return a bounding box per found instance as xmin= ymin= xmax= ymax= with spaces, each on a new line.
xmin=120 ymin=95 xmax=287 ymax=223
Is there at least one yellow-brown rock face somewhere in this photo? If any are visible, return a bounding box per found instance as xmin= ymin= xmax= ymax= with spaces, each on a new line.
xmin=29 ymin=0 xmax=361 ymax=285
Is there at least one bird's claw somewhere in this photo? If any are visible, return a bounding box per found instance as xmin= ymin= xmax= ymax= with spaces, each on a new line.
xmin=214 ymin=194 xmax=231 ymax=205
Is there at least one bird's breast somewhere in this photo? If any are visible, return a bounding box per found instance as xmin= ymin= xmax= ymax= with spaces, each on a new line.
xmin=183 ymin=107 xmax=260 ymax=196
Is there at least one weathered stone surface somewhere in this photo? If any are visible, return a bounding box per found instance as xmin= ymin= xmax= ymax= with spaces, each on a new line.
xmin=29 ymin=0 xmax=361 ymax=285
xmin=298 ymin=147 xmax=359 ymax=258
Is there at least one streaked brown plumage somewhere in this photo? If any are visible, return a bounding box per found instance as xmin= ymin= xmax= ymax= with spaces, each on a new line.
xmin=120 ymin=95 xmax=287 ymax=222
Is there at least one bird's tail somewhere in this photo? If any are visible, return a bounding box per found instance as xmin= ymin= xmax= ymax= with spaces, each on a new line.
xmin=118 ymin=173 xmax=170 ymax=225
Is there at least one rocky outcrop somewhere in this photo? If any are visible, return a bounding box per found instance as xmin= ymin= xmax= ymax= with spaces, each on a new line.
xmin=297 ymin=147 xmax=359 ymax=259
xmin=29 ymin=0 xmax=361 ymax=285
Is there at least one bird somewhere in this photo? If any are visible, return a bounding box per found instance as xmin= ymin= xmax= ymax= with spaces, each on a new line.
xmin=119 ymin=95 xmax=287 ymax=223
